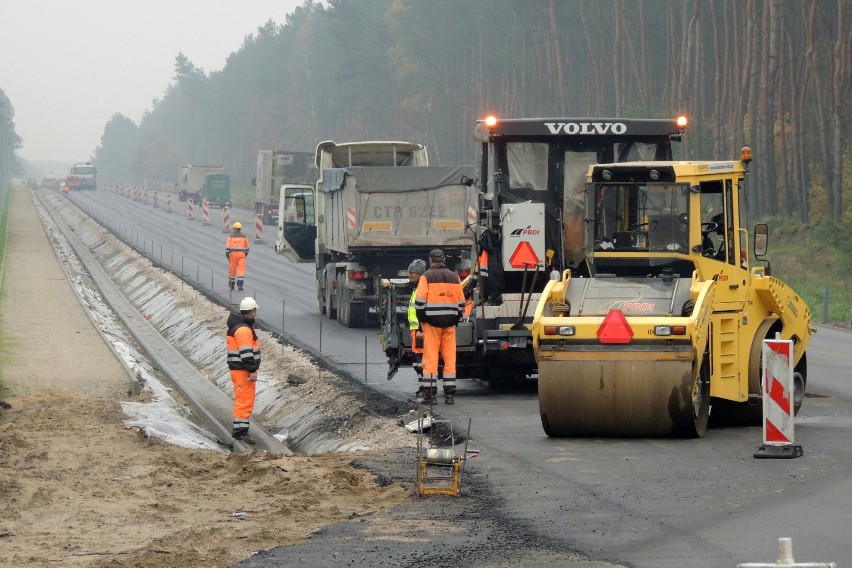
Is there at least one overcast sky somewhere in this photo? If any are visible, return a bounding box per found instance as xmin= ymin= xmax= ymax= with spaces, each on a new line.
xmin=0 ymin=0 xmax=305 ymax=163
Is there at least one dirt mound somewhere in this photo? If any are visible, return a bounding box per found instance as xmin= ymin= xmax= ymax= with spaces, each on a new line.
xmin=0 ymin=394 xmax=407 ymax=567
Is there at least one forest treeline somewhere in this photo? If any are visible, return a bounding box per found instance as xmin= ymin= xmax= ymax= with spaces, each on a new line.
xmin=90 ymin=0 xmax=849 ymax=223
xmin=0 ymin=88 xmax=22 ymax=192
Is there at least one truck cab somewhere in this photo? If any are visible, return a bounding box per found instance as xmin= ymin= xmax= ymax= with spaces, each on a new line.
xmin=275 ymin=183 xmax=316 ymax=262
xmin=67 ymin=162 xmax=97 ymax=190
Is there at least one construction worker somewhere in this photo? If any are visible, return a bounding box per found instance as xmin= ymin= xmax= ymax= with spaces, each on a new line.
xmin=226 ymin=222 xmax=249 ymax=290
xmin=227 ymin=297 xmax=261 ymax=444
xmin=415 ymin=249 xmax=465 ymax=404
xmin=407 ymin=258 xmax=427 ymax=400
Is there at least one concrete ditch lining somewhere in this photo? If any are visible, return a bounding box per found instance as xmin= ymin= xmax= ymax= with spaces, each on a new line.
xmin=36 ymin=189 xmax=291 ymax=455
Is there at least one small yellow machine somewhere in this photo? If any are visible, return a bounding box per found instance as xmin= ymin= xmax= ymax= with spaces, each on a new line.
xmin=532 ymin=149 xmax=813 ymax=437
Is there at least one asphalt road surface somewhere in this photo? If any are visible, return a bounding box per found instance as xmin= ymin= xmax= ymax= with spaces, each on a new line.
xmin=66 ymin=188 xmax=852 ymax=567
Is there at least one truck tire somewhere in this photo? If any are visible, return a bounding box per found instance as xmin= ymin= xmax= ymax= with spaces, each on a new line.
xmin=350 ymin=302 xmax=367 ymax=328
xmin=338 ymin=273 xmax=350 ymax=326
xmin=326 ymin=271 xmax=337 ymax=320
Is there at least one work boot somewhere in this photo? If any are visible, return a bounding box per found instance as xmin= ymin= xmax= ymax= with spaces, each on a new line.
xmin=229 ymin=282 xmax=235 ymax=290
xmin=232 ymin=430 xmax=256 ymax=445
xmin=444 ymin=394 xmax=455 ymax=405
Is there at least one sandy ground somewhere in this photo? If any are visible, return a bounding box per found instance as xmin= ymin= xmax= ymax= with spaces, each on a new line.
xmin=0 ymin=188 xmax=408 ymax=567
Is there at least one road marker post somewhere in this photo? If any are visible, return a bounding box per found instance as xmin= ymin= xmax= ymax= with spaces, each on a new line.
xmin=222 ymin=205 xmax=231 ymax=232
xmin=254 ymin=213 xmax=264 ymax=243
xmin=754 ymin=334 xmax=803 ymax=459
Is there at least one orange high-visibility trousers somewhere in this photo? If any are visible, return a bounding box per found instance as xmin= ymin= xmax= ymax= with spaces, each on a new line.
xmin=420 ymin=323 xmax=457 ymax=394
xmin=231 ymin=369 xmax=256 ymax=424
xmin=228 ymin=252 xmax=246 ymax=286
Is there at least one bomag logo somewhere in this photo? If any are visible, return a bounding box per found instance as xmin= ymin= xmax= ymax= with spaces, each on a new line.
xmin=621 ymin=301 xmax=656 ymax=311
xmin=544 ymin=122 xmax=627 ymax=135
xmin=604 ymin=300 xmax=657 ymax=312
xmin=510 ymin=225 xmax=541 ymax=237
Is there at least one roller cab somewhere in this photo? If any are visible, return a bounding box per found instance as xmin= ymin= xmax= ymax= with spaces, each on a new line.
xmin=532 ymin=152 xmax=813 ymax=437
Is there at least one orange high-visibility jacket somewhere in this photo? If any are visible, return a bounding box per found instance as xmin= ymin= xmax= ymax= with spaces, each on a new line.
xmin=226 ymin=233 xmax=250 ymax=255
xmin=414 ymin=264 xmax=465 ymax=328
xmin=227 ymin=317 xmax=260 ymax=373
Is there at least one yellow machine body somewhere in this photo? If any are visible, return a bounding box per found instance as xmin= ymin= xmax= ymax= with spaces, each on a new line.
xmin=532 ymin=158 xmax=813 ymax=437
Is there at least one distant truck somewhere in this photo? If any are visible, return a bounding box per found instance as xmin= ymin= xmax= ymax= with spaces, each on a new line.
xmin=254 ymin=150 xmax=317 ymax=225
xmin=66 ymin=162 xmax=97 ymax=190
xmin=178 ymin=165 xmax=225 ymax=202
xmin=202 ymin=173 xmax=231 ymax=208
xmin=276 ymin=140 xmax=476 ymax=328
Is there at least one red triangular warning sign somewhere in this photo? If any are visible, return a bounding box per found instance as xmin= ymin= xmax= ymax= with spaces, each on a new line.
xmin=509 ymin=241 xmax=540 ymax=268
xmin=597 ymin=309 xmax=633 ymax=344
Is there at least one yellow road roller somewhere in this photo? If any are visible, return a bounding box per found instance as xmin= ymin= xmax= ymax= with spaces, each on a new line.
xmin=532 ymin=149 xmax=813 ymax=437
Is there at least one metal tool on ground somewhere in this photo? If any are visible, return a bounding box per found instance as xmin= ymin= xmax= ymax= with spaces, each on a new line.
xmin=415 ymin=416 xmax=472 ymax=497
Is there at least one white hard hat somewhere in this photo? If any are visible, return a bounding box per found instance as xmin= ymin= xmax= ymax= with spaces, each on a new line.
xmin=239 ymin=297 xmax=258 ymax=312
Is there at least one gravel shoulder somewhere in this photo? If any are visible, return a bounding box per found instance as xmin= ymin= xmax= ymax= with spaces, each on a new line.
xmin=0 ymin=188 xmax=408 ymax=567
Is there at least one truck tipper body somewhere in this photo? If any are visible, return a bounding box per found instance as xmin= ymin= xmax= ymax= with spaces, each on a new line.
xmin=178 ymin=165 xmax=225 ymax=202
xmin=316 ymin=164 xmax=476 ymax=328
xmin=276 ymin=140 xmax=477 ymax=329
xmin=254 ymin=150 xmax=317 ymax=225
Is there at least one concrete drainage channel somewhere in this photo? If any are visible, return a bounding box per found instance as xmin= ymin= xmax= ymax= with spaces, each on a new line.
xmin=35 ymin=189 xmax=416 ymax=456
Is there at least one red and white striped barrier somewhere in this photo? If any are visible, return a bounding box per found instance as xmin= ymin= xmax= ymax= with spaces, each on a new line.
xmin=202 ymin=201 xmax=209 ymax=225
xmin=753 ymin=335 xmax=803 ymax=459
xmin=222 ymin=205 xmax=231 ymax=232
xmin=166 ymin=192 xmax=173 ymax=213
xmin=187 ymin=198 xmax=195 ymax=221
xmin=254 ymin=213 xmax=264 ymax=243
xmin=153 ymin=191 xmax=159 ymax=209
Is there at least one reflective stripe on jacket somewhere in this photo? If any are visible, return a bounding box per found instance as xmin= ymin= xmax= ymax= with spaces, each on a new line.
xmin=226 ymin=233 xmax=250 ymax=254
xmin=414 ymin=264 xmax=465 ymax=328
xmin=227 ymin=319 xmax=261 ymax=372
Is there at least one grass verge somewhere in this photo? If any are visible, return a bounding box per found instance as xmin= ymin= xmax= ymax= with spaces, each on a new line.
xmin=0 ymin=186 xmax=11 ymax=397
xmin=764 ymin=218 xmax=852 ymax=326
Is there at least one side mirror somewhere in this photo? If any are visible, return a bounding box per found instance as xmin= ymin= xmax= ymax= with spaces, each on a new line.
xmin=251 ymin=177 xmax=257 ymax=187
xmin=753 ymin=223 xmax=769 ymax=258
xmin=460 ymin=175 xmax=474 ymax=187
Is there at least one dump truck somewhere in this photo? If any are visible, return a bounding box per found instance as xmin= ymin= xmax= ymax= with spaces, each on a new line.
xmin=404 ymin=116 xmax=686 ymax=384
xmin=254 ymin=150 xmax=317 ymax=225
xmin=66 ymin=162 xmax=97 ymax=190
xmin=276 ymin=140 xmax=477 ymax=329
xmin=531 ymin=149 xmax=813 ymax=438
xmin=178 ymin=165 xmax=224 ymax=202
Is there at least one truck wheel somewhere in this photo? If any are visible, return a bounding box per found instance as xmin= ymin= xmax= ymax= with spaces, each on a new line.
xmin=326 ymin=271 xmax=337 ymax=320
xmin=350 ymin=302 xmax=366 ymax=328
xmin=338 ymin=273 xmax=350 ymax=326
xmin=317 ymin=285 xmax=326 ymax=315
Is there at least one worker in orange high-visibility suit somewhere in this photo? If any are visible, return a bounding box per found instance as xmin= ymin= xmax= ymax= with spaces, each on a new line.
xmin=415 ymin=249 xmax=465 ymax=405
xmin=227 ymin=297 xmax=261 ymax=444
xmin=226 ymin=222 xmax=250 ymax=290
